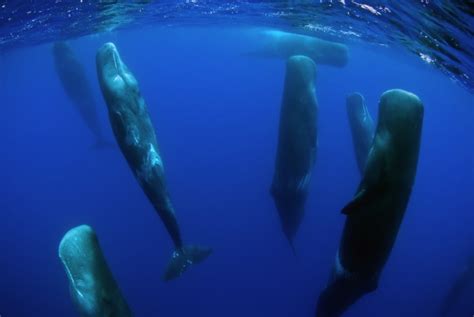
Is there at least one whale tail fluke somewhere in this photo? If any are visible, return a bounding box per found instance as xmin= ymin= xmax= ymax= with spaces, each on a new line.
xmin=92 ymin=139 xmax=115 ymax=150
xmin=163 ymin=245 xmax=212 ymax=281
xmin=287 ymin=237 xmax=297 ymax=256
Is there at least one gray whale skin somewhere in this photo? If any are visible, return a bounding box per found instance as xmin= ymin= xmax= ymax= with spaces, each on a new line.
xmin=96 ymin=42 xmax=211 ymax=281
xmin=58 ymin=225 xmax=132 ymax=317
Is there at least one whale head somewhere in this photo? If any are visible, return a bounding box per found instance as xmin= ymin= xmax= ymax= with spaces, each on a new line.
xmin=346 ymin=93 xmax=366 ymax=119
xmin=96 ymin=42 xmax=142 ymax=114
xmin=378 ymin=89 xmax=424 ymax=141
xmin=58 ymin=225 xmax=130 ymax=317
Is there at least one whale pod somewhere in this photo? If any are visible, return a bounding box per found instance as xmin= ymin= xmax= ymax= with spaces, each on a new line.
xmin=58 ymin=225 xmax=132 ymax=317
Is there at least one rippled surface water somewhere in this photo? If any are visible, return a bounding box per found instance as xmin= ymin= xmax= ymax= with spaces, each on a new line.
xmin=0 ymin=1 xmax=472 ymax=93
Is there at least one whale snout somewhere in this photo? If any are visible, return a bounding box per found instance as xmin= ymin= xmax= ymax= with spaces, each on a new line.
xmin=97 ymin=42 xmax=121 ymax=78
xmin=99 ymin=42 xmax=119 ymax=62
xmin=346 ymin=92 xmax=365 ymax=111
xmin=96 ymin=42 xmax=133 ymax=104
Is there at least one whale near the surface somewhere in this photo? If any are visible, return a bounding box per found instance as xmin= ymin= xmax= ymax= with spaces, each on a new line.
xmin=346 ymin=92 xmax=375 ymax=174
xmin=270 ymin=55 xmax=318 ymax=252
xmin=316 ymin=89 xmax=424 ymax=317
xmin=247 ymin=30 xmax=349 ymax=67
xmin=58 ymin=225 xmax=132 ymax=317
xmin=96 ymin=42 xmax=211 ymax=281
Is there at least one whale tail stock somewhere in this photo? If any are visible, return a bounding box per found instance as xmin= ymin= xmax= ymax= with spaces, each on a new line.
xmin=163 ymin=245 xmax=212 ymax=281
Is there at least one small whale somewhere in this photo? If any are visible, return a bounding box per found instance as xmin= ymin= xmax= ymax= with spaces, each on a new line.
xmin=246 ymin=30 xmax=348 ymax=67
xmin=346 ymin=93 xmax=375 ymax=174
xmin=58 ymin=225 xmax=132 ymax=317
xmin=96 ymin=42 xmax=211 ymax=281
xmin=53 ymin=42 xmax=112 ymax=148
xmin=316 ymin=89 xmax=424 ymax=316
xmin=270 ymin=55 xmax=318 ymax=251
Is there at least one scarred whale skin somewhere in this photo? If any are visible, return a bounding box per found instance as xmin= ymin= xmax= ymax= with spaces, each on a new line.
xmin=346 ymin=93 xmax=375 ymax=174
xmin=316 ymin=89 xmax=424 ymax=317
xmin=58 ymin=225 xmax=132 ymax=317
xmin=249 ymin=30 xmax=348 ymax=67
xmin=270 ymin=55 xmax=318 ymax=252
xmin=96 ymin=42 xmax=211 ymax=281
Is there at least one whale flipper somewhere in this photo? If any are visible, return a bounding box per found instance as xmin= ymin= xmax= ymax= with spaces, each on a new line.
xmin=342 ymin=137 xmax=390 ymax=215
xmin=164 ymin=245 xmax=212 ymax=281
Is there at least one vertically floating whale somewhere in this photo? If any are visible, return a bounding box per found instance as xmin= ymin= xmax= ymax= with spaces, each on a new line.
xmin=52 ymin=42 xmax=108 ymax=147
xmin=270 ymin=55 xmax=318 ymax=251
xmin=96 ymin=42 xmax=211 ymax=281
xmin=58 ymin=225 xmax=132 ymax=317
xmin=316 ymin=89 xmax=424 ymax=316
xmin=248 ymin=30 xmax=348 ymax=67
xmin=346 ymin=93 xmax=375 ymax=174
xmin=440 ymin=253 xmax=474 ymax=316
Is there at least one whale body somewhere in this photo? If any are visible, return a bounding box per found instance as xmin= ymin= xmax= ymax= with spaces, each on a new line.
xmin=346 ymin=93 xmax=375 ymax=174
xmin=53 ymin=42 xmax=109 ymax=147
xmin=316 ymin=89 xmax=424 ymax=316
xmin=248 ymin=30 xmax=348 ymax=67
xmin=96 ymin=42 xmax=211 ymax=281
xmin=270 ymin=55 xmax=318 ymax=251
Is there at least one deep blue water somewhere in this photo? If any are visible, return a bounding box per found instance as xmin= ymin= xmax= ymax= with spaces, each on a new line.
xmin=1 ymin=26 xmax=473 ymax=316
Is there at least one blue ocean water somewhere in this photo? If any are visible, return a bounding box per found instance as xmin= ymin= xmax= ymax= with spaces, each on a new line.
xmin=1 ymin=12 xmax=473 ymax=317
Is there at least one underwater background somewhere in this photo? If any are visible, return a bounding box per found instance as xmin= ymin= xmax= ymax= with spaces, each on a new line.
xmin=1 ymin=2 xmax=473 ymax=317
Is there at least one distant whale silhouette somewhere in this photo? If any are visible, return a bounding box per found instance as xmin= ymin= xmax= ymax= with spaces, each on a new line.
xmin=346 ymin=93 xmax=375 ymax=174
xmin=316 ymin=89 xmax=424 ymax=317
xmin=96 ymin=42 xmax=212 ymax=281
xmin=270 ymin=55 xmax=318 ymax=252
xmin=53 ymin=42 xmax=111 ymax=148
xmin=59 ymin=225 xmax=132 ymax=317
xmin=440 ymin=253 xmax=474 ymax=316
xmin=246 ymin=30 xmax=348 ymax=67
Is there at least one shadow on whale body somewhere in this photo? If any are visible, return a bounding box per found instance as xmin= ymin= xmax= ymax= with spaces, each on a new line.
xmin=270 ymin=55 xmax=318 ymax=252
xmin=346 ymin=93 xmax=375 ymax=174
xmin=96 ymin=42 xmax=211 ymax=281
xmin=246 ymin=30 xmax=348 ymax=67
xmin=58 ymin=225 xmax=132 ymax=317
xmin=316 ymin=89 xmax=424 ymax=316
xmin=52 ymin=42 xmax=113 ymax=149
